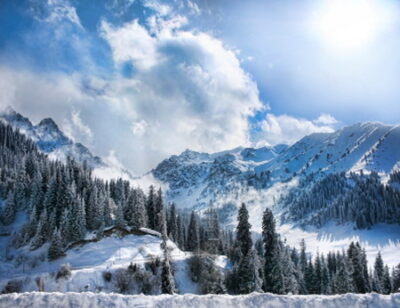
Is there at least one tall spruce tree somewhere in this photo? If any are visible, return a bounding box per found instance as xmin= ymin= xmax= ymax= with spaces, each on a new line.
xmin=262 ymin=207 xmax=279 ymax=292
xmin=187 ymin=211 xmax=200 ymax=252
xmin=392 ymin=263 xmax=400 ymax=293
xmin=146 ymin=185 xmax=156 ymax=230
xmin=160 ymin=212 xmax=175 ymax=294
xmin=232 ymin=203 xmax=261 ymax=294
xmin=48 ymin=228 xmax=64 ymax=260
xmin=373 ymin=252 xmax=385 ymax=292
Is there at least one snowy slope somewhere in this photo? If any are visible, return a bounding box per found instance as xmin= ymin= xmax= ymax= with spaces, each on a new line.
xmin=0 ymin=231 xmax=206 ymax=294
xmin=1 ymin=292 xmax=399 ymax=308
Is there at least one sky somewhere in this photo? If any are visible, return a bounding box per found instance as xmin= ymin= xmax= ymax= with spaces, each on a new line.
xmin=0 ymin=0 xmax=400 ymax=174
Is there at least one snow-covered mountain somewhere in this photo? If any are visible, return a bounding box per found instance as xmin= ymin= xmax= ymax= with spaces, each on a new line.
xmin=0 ymin=107 xmax=134 ymax=180
xmin=0 ymin=107 xmax=103 ymax=168
xmin=152 ymin=122 xmax=400 ymax=212
xmin=150 ymin=122 xmax=400 ymax=266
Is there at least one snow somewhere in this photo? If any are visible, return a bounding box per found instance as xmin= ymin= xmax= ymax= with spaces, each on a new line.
xmin=0 ymin=292 xmax=399 ymax=308
xmin=138 ymin=228 xmax=161 ymax=237
xmin=0 ymin=233 xmax=198 ymax=294
xmin=278 ymin=222 xmax=400 ymax=268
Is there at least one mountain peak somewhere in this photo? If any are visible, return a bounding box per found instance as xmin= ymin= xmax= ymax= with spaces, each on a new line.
xmin=37 ymin=118 xmax=59 ymax=130
xmin=1 ymin=105 xmax=17 ymax=115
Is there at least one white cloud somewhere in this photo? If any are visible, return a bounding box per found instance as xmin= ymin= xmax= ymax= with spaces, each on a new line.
xmin=314 ymin=113 xmax=338 ymax=125
xmin=0 ymin=13 xmax=263 ymax=174
xmin=143 ymin=0 xmax=172 ymax=17
xmin=99 ymin=17 xmax=263 ymax=169
xmin=63 ymin=110 xmax=93 ymax=143
xmin=257 ymin=113 xmax=335 ymax=146
xmin=313 ymin=113 xmax=338 ymax=125
xmin=29 ymin=0 xmax=83 ymax=29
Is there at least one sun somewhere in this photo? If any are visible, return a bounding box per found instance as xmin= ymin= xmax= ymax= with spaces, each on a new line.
xmin=311 ymin=0 xmax=393 ymax=52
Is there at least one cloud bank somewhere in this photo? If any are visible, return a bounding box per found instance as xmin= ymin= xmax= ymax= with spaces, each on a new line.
xmin=0 ymin=0 xmax=341 ymax=174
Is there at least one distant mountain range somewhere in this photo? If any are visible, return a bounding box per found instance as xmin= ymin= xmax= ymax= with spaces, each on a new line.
xmin=150 ymin=121 xmax=400 ymax=230
xmin=2 ymin=107 xmax=399 ymax=230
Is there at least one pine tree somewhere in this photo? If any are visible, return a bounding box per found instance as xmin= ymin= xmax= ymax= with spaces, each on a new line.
xmin=373 ymin=252 xmax=385 ymax=292
xmin=115 ymin=201 xmax=126 ymax=228
xmin=262 ymin=207 xmax=279 ymax=292
xmin=167 ymin=203 xmax=178 ymax=241
xmin=187 ymin=211 xmax=200 ymax=252
xmin=298 ymin=239 xmax=308 ymax=294
xmin=392 ymin=263 xmax=400 ymax=293
xmin=382 ymin=265 xmax=392 ymax=294
xmin=305 ymin=258 xmax=316 ymax=294
xmin=236 ymin=203 xmax=252 ymax=256
xmin=29 ymin=172 xmax=45 ymax=220
xmin=146 ymin=185 xmax=156 ymax=230
xmin=48 ymin=228 xmax=64 ymax=260
xmin=0 ymin=191 xmax=17 ymax=225
xmin=282 ymin=245 xmax=300 ymax=294
xmin=102 ymin=194 xmax=113 ymax=227
xmin=333 ymin=254 xmax=354 ymax=294
xmin=176 ymin=214 xmax=185 ymax=249
xmin=154 ymin=188 xmax=165 ymax=233
xmin=43 ymin=175 xmax=58 ymax=215
xmin=86 ymin=185 xmax=103 ymax=230
xmin=347 ymin=242 xmax=369 ymax=293
xmin=232 ymin=203 xmax=261 ymax=294
xmin=132 ymin=189 xmax=146 ymax=229
xmin=31 ymin=209 xmax=50 ymax=249
xmin=160 ymin=214 xmax=175 ymax=294
xmin=67 ymin=198 xmax=86 ymax=242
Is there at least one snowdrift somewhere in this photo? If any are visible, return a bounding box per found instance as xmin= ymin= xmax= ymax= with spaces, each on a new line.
xmin=0 ymin=292 xmax=399 ymax=308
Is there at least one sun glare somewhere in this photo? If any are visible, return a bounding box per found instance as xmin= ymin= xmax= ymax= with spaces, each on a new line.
xmin=312 ymin=0 xmax=393 ymax=52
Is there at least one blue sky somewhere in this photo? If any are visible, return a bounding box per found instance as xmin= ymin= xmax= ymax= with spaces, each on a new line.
xmin=1 ymin=0 xmax=400 ymax=174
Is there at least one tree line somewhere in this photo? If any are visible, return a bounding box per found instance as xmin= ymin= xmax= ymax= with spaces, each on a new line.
xmin=281 ymin=172 xmax=400 ymax=229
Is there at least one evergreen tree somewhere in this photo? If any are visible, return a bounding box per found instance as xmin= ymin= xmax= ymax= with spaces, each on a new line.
xmin=31 ymin=209 xmax=50 ymax=249
xmin=347 ymin=242 xmax=370 ymax=293
xmin=176 ymin=214 xmax=185 ymax=249
xmin=160 ymin=215 xmax=175 ymax=294
xmin=0 ymin=191 xmax=17 ymax=225
xmin=392 ymin=263 xmax=400 ymax=293
xmin=154 ymin=188 xmax=165 ymax=233
xmin=333 ymin=253 xmax=354 ymax=294
xmin=67 ymin=198 xmax=86 ymax=242
xmin=373 ymin=252 xmax=385 ymax=292
xmin=86 ymin=185 xmax=103 ymax=230
xmin=236 ymin=203 xmax=252 ymax=256
xmin=305 ymin=258 xmax=316 ymax=294
xmin=115 ymin=201 xmax=126 ymax=228
xmin=167 ymin=203 xmax=178 ymax=241
xmin=48 ymin=228 xmax=64 ymax=260
xmin=231 ymin=203 xmax=261 ymax=294
xmin=132 ymin=189 xmax=146 ymax=229
xmin=262 ymin=207 xmax=279 ymax=292
xmin=146 ymin=185 xmax=156 ymax=230
xmin=382 ymin=265 xmax=392 ymax=294
xmin=29 ymin=172 xmax=45 ymax=220
xmin=187 ymin=211 xmax=200 ymax=252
